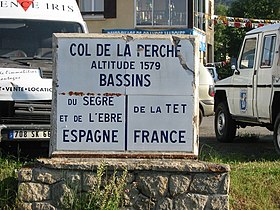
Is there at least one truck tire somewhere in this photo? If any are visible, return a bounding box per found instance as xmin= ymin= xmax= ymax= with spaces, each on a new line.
xmin=215 ymin=102 xmax=236 ymax=142
xmin=273 ymin=113 xmax=280 ymax=155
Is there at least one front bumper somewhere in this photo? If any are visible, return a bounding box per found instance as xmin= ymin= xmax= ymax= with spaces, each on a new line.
xmin=0 ymin=124 xmax=50 ymax=141
xmin=200 ymin=100 xmax=214 ymax=117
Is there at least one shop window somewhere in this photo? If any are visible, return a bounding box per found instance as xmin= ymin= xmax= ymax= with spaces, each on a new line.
xmin=78 ymin=0 xmax=116 ymax=18
xmin=194 ymin=0 xmax=205 ymax=31
xmin=136 ymin=0 xmax=187 ymax=26
xmin=208 ymin=1 xmax=213 ymax=28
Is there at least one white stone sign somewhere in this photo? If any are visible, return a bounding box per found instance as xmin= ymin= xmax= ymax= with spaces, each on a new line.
xmin=51 ymin=34 xmax=199 ymax=156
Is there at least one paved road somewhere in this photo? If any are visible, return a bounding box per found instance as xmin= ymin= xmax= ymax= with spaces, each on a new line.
xmin=1 ymin=116 xmax=277 ymax=159
xmin=199 ymin=116 xmax=277 ymax=159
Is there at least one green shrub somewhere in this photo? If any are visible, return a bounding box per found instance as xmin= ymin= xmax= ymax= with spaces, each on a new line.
xmin=0 ymin=157 xmax=23 ymax=210
xmin=63 ymin=163 xmax=128 ymax=210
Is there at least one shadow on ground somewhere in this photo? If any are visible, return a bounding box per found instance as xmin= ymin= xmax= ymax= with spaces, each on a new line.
xmin=199 ymin=116 xmax=278 ymax=161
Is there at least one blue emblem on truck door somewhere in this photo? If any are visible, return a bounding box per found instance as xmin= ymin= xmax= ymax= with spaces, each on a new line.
xmin=240 ymin=90 xmax=247 ymax=112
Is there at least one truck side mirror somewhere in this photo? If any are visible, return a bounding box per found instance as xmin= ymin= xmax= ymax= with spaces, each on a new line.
xmin=231 ymin=65 xmax=240 ymax=75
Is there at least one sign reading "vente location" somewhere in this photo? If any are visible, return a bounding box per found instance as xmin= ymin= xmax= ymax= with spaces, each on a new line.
xmin=51 ymin=33 xmax=199 ymax=157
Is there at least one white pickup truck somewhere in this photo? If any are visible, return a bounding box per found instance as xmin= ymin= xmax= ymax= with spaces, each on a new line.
xmin=214 ymin=23 xmax=280 ymax=154
xmin=0 ymin=0 xmax=87 ymax=142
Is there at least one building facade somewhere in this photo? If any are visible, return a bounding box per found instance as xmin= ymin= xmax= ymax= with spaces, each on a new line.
xmin=76 ymin=0 xmax=214 ymax=63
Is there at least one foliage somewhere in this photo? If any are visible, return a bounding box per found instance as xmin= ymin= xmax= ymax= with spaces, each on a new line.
xmin=215 ymin=0 xmax=233 ymax=8
xmin=214 ymin=0 xmax=280 ymax=77
xmin=216 ymin=63 xmax=234 ymax=79
xmin=214 ymin=3 xmax=248 ymax=62
xmin=214 ymin=21 xmax=228 ymax=62
xmin=0 ymin=157 xmax=23 ymax=210
xmin=63 ymin=163 xmax=128 ymax=210
xmin=229 ymin=0 xmax=280 ymax=20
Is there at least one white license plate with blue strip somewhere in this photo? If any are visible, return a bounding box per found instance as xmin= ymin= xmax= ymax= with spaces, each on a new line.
xmin=9 ymin=130 xmax=51 ymax=139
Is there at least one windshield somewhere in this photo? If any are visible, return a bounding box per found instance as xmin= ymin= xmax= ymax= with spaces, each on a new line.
xmin=0 ymin=19 xmax=84 ymax=59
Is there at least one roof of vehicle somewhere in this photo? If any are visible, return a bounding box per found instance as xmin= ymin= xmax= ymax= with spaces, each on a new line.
xmin=247 ymin=23 xmax=280 ymax=35
xmin=199 ymin=63 xmax=214 ymax=85
xmin=0 ymin=0 xmax=84 ymax=23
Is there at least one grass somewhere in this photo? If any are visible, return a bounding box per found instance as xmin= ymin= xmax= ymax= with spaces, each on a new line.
xmin=199 ymin=144 xmax=280 ymax=210
xmin=229 ymin=161 xmax=280 ymax=210
xmin=0 ymin=156 xmax=23 ymax=210
xmin=0 ymin=144 xmax=279 ymax=210
xmin=0 ymin=155 xmax=128 ymax=210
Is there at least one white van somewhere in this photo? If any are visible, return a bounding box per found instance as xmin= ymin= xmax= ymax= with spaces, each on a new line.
xmin=0 ymin=0 xmax=88 ymax=142
xmin=205 ymin=66 xmax=219 ymax=82
xmin=199 ymin=63 xmax=215 ymax=125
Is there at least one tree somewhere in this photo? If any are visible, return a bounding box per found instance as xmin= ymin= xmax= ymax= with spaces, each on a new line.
xmin=214 ymin=4 xmax=230 ymax=62
xmin=229 ymin=0 xmax=280 ymax=20
xmin=226 ymin=0 xmax=280 ymax=59
xmin=214 ymin=0 xmax=280 ymax=78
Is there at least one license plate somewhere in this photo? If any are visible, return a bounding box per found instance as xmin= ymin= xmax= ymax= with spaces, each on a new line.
xmin=9 ymin=130 xmax=51 ymax=139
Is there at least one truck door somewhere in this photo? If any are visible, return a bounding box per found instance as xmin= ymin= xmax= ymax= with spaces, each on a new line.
xmin=232 ymin=34 xmax=258 ymax=118
xmin=255 ymin=33 xmax=277 ymax=121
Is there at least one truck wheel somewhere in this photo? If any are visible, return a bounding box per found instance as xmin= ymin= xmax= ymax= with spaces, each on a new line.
xmin=273 ymin=113 xmax=280 ymax=155
xmin=215 ymin=102 xmax=236 ymax=142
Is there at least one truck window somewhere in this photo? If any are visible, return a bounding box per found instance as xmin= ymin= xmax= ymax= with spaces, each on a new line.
xmin=240 ymin=38 xmax=256 ymax=69
xmin=260 ymin=35 xmax=276 ymax=68
xmin=0 ymin=19 xmax=84 ymax=58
